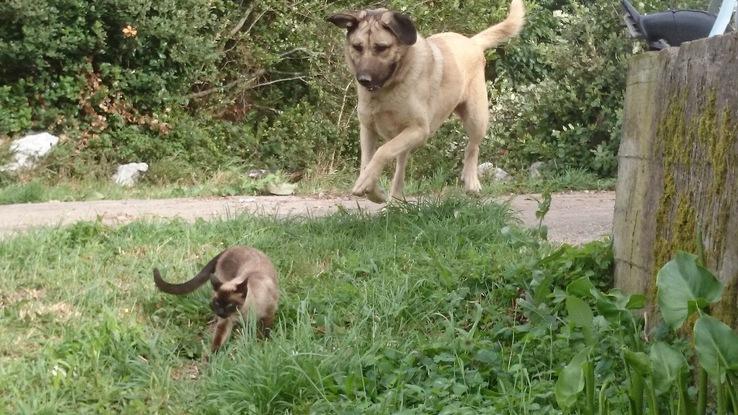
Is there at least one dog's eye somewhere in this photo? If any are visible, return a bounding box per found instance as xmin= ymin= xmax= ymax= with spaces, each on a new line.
xmin=374 ymin=44 xmax=389 ymax=53
xmin=352 ymin=44 xmax=364 ymax=53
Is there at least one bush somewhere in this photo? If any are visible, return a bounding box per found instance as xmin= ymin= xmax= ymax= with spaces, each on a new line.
xmin=0 ymin=0 xmax=696 ymax=181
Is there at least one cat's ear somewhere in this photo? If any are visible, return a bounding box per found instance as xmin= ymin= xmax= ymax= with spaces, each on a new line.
xmin=210 ymin=274 xmax=222 ymax=290
xmin=236 ymin=278 xmax=249 ymax=293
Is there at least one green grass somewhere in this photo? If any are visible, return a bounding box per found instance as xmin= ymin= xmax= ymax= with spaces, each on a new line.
xmin=0 ymin=179 xmax=46 ymax=204
xmin=0 ymin=167 xmax=615 ymax=205
xmin=0 ymin=169 xmax=280 ymax=204
xmin=0 ymin=197 xmax=614 ymax=414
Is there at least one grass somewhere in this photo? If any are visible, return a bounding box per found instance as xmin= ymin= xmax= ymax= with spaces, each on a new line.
xmin=0 ymin=166 xmax=615 ymax=205
xmin=0 ymin=169 xmax=279 ymax=204
xmin=0 ymin=197 xmax=614 ymax=414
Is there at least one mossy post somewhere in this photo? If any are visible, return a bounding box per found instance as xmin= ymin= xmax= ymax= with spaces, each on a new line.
xmin=613 ymin=33 xmax=738 ymax=328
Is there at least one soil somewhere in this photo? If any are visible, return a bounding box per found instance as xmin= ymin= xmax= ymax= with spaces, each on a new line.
xmin=0 ymin=191 xmax=615 ymax=245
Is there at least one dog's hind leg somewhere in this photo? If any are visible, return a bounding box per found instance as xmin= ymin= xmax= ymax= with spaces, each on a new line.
xmin=456 ymin=75 xmax=489 ymax=193
xmin=390 ymin=151 xmax=409 ymax=201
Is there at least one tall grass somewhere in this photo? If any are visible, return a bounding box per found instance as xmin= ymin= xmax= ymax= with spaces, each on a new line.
xmin=0 ymin=197 xmax=613 ymax=413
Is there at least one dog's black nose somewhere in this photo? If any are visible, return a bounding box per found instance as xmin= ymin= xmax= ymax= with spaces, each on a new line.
xmin=357 ymin=74 xmax=373 ymax=88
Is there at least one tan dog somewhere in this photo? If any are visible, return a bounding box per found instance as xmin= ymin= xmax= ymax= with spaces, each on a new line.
xmin=328 ymin=0 xmax=525 ymax=202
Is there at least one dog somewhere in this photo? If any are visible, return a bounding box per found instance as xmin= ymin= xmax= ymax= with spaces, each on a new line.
xmin=328 ymin=0 xmax=525 ymax=202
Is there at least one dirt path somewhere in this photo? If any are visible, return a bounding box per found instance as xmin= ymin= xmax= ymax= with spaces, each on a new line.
xmin=0 ymin=191 xmax=615 ymax=245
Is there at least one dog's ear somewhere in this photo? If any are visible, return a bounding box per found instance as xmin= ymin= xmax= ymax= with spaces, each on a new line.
xmin=383 ymin=12 xmax=417 ymax=45
xmin=327 ymin=12 xmax=359 ymax=31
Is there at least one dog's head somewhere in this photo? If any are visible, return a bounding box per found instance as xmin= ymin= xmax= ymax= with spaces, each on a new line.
xmin=327 ymin=9 xmax=417 ymax=92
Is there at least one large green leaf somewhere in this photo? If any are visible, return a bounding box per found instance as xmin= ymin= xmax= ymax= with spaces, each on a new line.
xmin=590 ymin=289 xmax=641 ymax=326
xmin=566 ymin=295 xmax=595 ymax=345
xmin=566 ymin=276 xmax=594 ymax=298
xmin=694 ymin=315 xmax=738 ymax=383
xmin=656 ymin=251 xmax=723 ymax=330
xmin=624 ymin=349 xmax=652 ymax=377
xmin=649 ymin=342 xmax=687 ymax=395
xmin=555 ymin=348 xmax=590 ymax=410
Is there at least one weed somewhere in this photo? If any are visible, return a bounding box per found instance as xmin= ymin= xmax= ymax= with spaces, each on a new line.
xmin=0 ymin=180 xmax=46 ymax=204
xmin=555 ymin=251 xmax=738 ymax=415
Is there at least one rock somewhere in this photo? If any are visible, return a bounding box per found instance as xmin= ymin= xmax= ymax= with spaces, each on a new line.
xmin=266 ymin=182 xmax=297 ymax=196
xmin=529 ymin=161 xmax=546 ymax=179
xmin=248 ymin=169 xmax=269 ymax=179
xmin=2 ymin=132 xmax=59 ymax=171
xmin=478 ymin=162 xmax=495 ymax=176
xmin=112 ymin=162 xmax=149 ymax=187
xmin=493 ymin=168 xmax=512 ymax=182
xmin=478 ymin=162 xmax=511 ymax=182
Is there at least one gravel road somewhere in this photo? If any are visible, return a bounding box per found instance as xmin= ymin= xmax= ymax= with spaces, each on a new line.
xmin=0 ymin=191 xmax=615 ymax=245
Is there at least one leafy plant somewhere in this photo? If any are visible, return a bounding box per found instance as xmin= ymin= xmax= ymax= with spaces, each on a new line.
xmin=555 ymin=251 xmax=738 ymax=414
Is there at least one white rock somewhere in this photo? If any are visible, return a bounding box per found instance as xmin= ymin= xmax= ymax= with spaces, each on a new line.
xmin=478 ymin=162 xmax=496 ymax=176
xmin=478 ymin=162 xmax=511 ymax=182
xmin=529 ymin=161 xmax=546 ymax=179
xmin=248 ymin=169 xmax=269 ymax=179
xmin=112 ymin=162 xmax=149 ymax=187
xmin=2 ymin=132 xmax=59 ymax=171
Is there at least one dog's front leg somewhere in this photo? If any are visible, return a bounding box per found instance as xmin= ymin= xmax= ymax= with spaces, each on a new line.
xmin=359 ymin=125 xmax=386 ymax=203
xmin=353 ymin=126 xmax=427 ymax=199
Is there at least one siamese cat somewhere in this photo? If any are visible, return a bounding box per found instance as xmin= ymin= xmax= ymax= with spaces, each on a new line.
xmin=153 ymin=246 xmax=279 ymax=353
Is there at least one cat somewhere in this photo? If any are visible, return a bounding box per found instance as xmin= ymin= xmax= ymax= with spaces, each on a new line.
xmin=153 ymin=246 xmax=279 ymax=353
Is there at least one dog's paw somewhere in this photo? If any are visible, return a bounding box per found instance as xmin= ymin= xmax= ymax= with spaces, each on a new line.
xmin=352 ymin=172 xmax=378 ymax=197
xmin=366 ymin=187 xmax=387 ymax=203
xmin=352 ymin=183 xmax=386 ymax=203
xmin=463 ymin=177 xmax=482 ymax=193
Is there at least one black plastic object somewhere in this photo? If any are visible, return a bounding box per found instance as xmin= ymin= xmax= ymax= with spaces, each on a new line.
xmin=621 ymin=0 xmax=718 ymax=50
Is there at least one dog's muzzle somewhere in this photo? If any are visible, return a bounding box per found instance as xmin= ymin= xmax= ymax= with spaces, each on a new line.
xmin=357 ymin=74 xmax=382 ymax=92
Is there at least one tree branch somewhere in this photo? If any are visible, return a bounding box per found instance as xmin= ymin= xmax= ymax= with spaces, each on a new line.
xmin=187 ymin=71 xmax=306 ymax=100
xmin=227 ymin=4 xmax=254 ymax=38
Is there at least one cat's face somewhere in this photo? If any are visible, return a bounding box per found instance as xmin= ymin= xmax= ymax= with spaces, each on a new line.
xmin=209 ymin=275 xmax=248 ymax=318
xmin=210 ymin=296 xmax=243 ymax=318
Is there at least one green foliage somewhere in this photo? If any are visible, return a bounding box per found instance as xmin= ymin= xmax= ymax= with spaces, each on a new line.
xmin=556 ymin=348 xmax=590 ymax=410
xmin=0 ymin=86 xmax=32 ymax=135
xmin=0 ymin=197 xmax=618 ymax=413
xmin=0 ymin=0 xmax=686 ymax=182
xmin=649 ymin=342 xmax=687 ymax=396
xmin=693 ymin=315 xmax=738 ymax=383
xmin=656 ymin=251 xmax=723 ymax=331
xmin=566 ymin=295 xmax=594 ymax=344
xmin=556 ymin=250 xmax=738 ymax=415
xmin=0 ymin=179 xmax=45 ymax=204
xmin=487 ymin=1 xmax=628 ymax=176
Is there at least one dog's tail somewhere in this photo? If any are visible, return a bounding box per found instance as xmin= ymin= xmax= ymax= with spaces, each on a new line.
xmin=471 ymin=0 xmax=525 ymax=50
